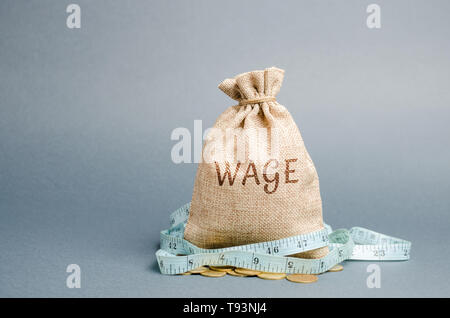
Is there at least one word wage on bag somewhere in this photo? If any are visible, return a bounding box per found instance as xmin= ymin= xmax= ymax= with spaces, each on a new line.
xmin=214 ymin=158 xmax=299 ymax=194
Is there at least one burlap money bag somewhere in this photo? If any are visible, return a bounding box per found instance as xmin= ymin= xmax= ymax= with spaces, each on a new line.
xmin=184 ymin=67 xmax=328 ymax=259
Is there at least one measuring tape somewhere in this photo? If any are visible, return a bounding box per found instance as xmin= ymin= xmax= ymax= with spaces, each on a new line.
xmin=156 ymin=203 xmax=411 ymax=275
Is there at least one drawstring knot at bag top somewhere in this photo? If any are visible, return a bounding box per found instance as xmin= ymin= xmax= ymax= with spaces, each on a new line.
xmin=155 ymin=67 xmax=411 ymax=279
xmin=238 ymin=97 xmax=276 ymax=106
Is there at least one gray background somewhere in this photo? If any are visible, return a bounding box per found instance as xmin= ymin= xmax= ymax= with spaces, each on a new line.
xmin=0 ymin=0 xmax=449 ymax=297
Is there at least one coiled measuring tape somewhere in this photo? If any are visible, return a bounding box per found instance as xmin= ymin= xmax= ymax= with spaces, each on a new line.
xmin=156 ymin=203 xmax=411 ymax=275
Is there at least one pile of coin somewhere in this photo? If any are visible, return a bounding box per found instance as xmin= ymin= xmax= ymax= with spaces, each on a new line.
xmin=178 ymin=264 xmax=343 ymax=283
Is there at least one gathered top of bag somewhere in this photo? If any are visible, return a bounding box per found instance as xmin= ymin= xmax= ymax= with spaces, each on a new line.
xmin=218 ymin=67 xmax=285 ymax=105
xmin=184 ymin=66 xmax=328 ymax=259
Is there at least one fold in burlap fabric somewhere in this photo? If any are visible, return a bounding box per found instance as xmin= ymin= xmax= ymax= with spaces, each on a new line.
xmin=184 ymin=67 xmax=328 ymax=259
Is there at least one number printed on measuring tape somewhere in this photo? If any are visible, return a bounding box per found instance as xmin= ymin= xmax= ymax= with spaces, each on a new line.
xmin=155 ymin=203 xmax=411 ymax=275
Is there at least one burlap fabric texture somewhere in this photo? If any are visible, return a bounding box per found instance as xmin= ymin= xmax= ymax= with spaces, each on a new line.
xmin=184 ymin=67 xmax=328 ymax=259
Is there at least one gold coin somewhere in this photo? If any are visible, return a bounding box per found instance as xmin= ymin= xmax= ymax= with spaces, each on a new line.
xmin=227 ymin=270 xmax=248 ymax=277
xmin=189 ymin=266 xmax=209 ymax=274
xmin=234 ymin=268 xmax=262 ymax=276
xmin=328 ymin=264 xmax=344 ymax=272
xmin=286 ymin=274 xmax=318 ymax=284
xmin=257 ymin=272 xmax=286 ymax=280
xmin=179 ymin=272 xmax=191 ymax=276
xmin=209 ymin=266 xmax=235 ymax=273
xmin=200 ymin=270 xmax=227 ymax=278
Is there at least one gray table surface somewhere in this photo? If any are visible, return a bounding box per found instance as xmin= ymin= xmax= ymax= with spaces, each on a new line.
xmin=1 ymin=0 xmax=449 ymax=297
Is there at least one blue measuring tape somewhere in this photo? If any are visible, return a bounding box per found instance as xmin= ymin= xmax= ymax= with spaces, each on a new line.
xmin=156 ymin=203 xmax=411 ymax=275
